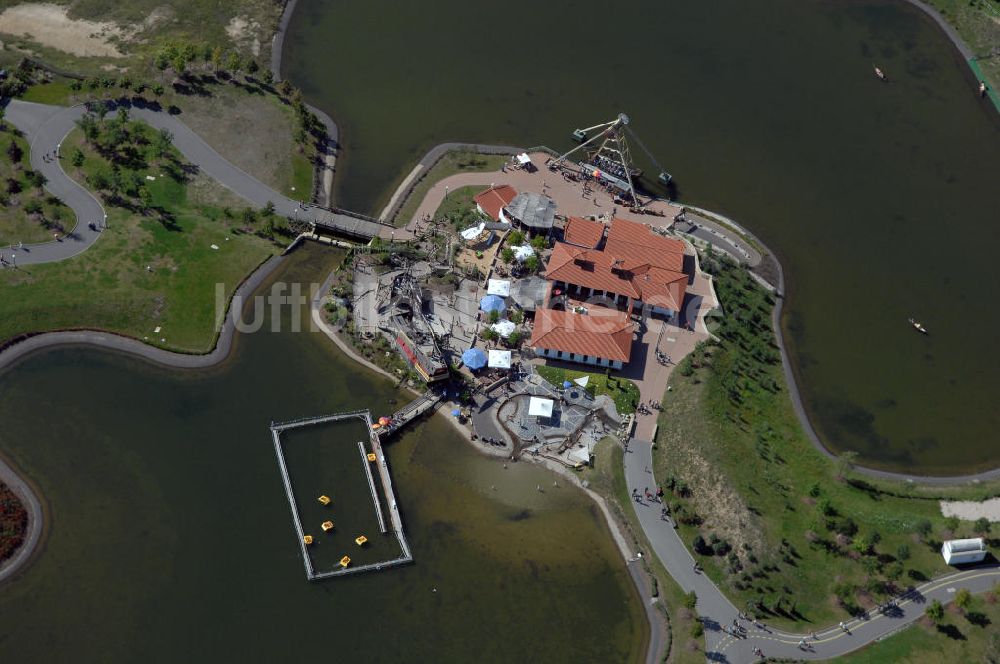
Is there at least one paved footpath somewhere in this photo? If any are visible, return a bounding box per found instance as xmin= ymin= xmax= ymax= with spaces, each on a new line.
xmin=0 ymin=99 xmax=386 ymax=267
xmin=623 ymin=438 xmax=1000 ymax=662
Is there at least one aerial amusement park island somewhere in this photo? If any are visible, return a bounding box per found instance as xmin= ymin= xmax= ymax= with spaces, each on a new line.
xmin=1 ymin=0 xmax=999 ymax=662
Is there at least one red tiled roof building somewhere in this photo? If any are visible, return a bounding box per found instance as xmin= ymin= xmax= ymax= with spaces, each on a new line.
xmin=473 ymin=185 xmax=517 ymax=222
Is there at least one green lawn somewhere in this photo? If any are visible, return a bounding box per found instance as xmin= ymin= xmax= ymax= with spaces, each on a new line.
xmin=839 ymin=589 xmax=1000 ymax=663
xmin=0 ymin=125 xmax=75 ymax=244
xmin=0 ymin=118 xmax=276 ymax=352
xmin=536 ymin=364 xmax=640 ymax=415
xmin=652 ymin=255 xmax=1000 ymax=630
xmin=290 ymin=150 xmax=314 ymax=200
xmin=393 ymin=151 xmax=507 ymax=227
xmin=17 ymin=79 xmax=77 ymax=106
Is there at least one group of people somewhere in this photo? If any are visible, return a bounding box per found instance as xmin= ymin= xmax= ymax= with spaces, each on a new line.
xmin=637 ymin=399 xmax=661 ymax=415
xmin=631 ymin=485 xmax=664 ymax=504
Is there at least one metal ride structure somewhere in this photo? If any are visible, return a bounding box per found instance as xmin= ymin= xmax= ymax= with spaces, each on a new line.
xmin=549 ymin=113 xmax=672 ymax=206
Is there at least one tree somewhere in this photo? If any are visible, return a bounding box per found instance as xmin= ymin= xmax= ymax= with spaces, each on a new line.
xmin=501 ymin=247 xmax=514 ymax=263
xmin=524 ymin=255 xmax=540 ymax=273
xmin=226 ymin=52 xmax=243 ymax=77
xmin=682 ymin=591 xmax=698 ymax=610
xmin=925 ymin=599 xmax=944 ymax=624
xmin=974 ymin=517 xmax=991 ymax=535
xmin=488 ymin=309 xmax=500 ymax=324
xmin=692 ymin=534 xmax=709 ymax=555
xmin=507 ymin=331 xmax=522 ymax=346
xmin=263 ymin=200 xmax=276 ymax=217
xmin=955 ymin=588 xmax=972 ymax=614
xmin=172 ymin=53 xmax=188 ymax=79
xmin=26 ymin=170 xmax=47 ymax=191
xmin=211 ymin=46 xmax=224 ymax=73
xmin=6 ymin=139 xmax=23 ymax=164
xmin=836 ymin=450 xmax=858 ymax=479
xmin=944 ymin=516 xmax=961 ymax=534
xmin=508 ymin=229 xmax=525 ymax=245
xmin=139 ymin=186 xmax=153 ymax=211
xmin=153 ymin=128 xmax=173 ymax=157
xmin=152 ymin=84 xmax=165 ymax=98
xmin=71 ymin=148 xmax=85 ymax=169
xmin=262 ymin=70 xmax=274 ymax=86
xmin=241 ymin=207 xmax=257 ymax=226
xmin=914 ymin=518 xmax=933 ymax=539
xmin=530 ymin=234 xmax=548 ymax=251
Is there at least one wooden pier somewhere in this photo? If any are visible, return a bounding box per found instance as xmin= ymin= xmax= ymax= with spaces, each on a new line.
xmin=376 ymin=391 xmax=444 ymax=438
xmin=269 ymin=408 xmax=414 ymax=581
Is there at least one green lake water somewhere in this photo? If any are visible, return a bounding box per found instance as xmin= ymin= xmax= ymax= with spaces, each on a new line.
xmin=0 ymin=246 xmax=645 ymax=662
xmin=282 ymin=0 xmax=1000 ymax=474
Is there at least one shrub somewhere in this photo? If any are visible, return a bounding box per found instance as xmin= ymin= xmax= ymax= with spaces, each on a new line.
xmin=692 ymin=535 xmax=710 ymax=555
xmin=974 ymin=517 xmax=991 ymax=534
xmin=926 ymin=599 xmax=944 ymax=623
xmin=682 ymin=591 xmax=698 ymax=609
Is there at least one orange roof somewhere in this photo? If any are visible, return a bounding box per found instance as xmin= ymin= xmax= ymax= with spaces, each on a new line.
xmin=529 ymin=308 xmax=633 ymax=362
xmin=544 ymin=243 xmax=688 ymax=311
xmin=605 ymin=217 xmax=686 ymax=274
xmin=563 ymin=217 xmax=605 ymax=249
xmin=473 ymin=185 xmax=517 ymax=221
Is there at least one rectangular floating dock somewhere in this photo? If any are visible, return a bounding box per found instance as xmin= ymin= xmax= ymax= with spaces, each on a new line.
xmin=269 ymin=409 xmax=413 ymax=581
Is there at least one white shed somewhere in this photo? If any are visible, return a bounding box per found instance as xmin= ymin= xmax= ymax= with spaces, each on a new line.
xmin=941 ymin=538 xmax=987 ymax=565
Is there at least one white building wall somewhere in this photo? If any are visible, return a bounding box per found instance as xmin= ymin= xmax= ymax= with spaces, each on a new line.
xmin=535 ymin=347 xmax=623 ymax=370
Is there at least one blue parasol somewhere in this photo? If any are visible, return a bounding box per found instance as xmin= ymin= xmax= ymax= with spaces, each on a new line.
xmin=451 ymin=408 xmax=461 ymax=417
xmin=479 ymin=294 xmax=506 ymax=313
xmin=461 ymin=347 xmax=488 ymax=370
xmin=562 ymin=380 xmax=573 ymax=388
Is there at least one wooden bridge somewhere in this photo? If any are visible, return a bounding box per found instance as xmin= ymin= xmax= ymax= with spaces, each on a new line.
xmin=310 ymin=206 xmax=393 ymax=240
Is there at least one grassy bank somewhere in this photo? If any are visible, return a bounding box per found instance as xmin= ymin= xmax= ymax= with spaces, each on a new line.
xmin=839 ymin=586 xmax=1000 ymax=662
xmin=583 ymin=437 xmax=704 ymax=663
xmin=0 ymin=0 xmax=283 ymax=79
xmin=0 ymin=117 xmax=275 ymax=352
xmin=0 ymin=124 xmax=75 ymax=244
xmin=537 ymin=365 xmax=640 ymax=415
xmin=652 ymin=255 xmax=999 ymax=629
xmin=393 ymin=151 xmax=507 ymax=227
xmin=919 ymin=0 xmax=1000 ymax=97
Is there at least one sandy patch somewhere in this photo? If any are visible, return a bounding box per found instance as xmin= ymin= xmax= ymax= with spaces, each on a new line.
xmin=941 ymin=497 xmax=1000 ymax=522
xmin=226 ymin=15 xmax=261 ymax=56
xmin=0 ymin=3 xmax=124 ymax=57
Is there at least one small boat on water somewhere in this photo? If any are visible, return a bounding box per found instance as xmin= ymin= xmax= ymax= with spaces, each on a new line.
xmin=303 ymin=535 xmax=314 ymax=545
xmin=355 ymin=535 xmax=368 ymax=546
xmin=980 ymin=81 xmax=988 ymax=98
xmin=874 ymin=66 xmax=887 ymax=81
xmin=321 ymin=520 xmax=334 ymax=532
xmin=908 ymin=318 xmax=928 ymax=334
xmin=318 ymin=494 xmax=331 ymax=506
xmin=339 ymin=555 xmax=351 ymax=568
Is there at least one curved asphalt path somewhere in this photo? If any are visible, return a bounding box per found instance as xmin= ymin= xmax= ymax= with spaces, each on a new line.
xmin=624 ymin=439 xmax=1000 ymax=662
xmin=1 ymin=100 xmax=106 ymax=266
xmin=0 ymin=99 xmax=383 ymax=268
